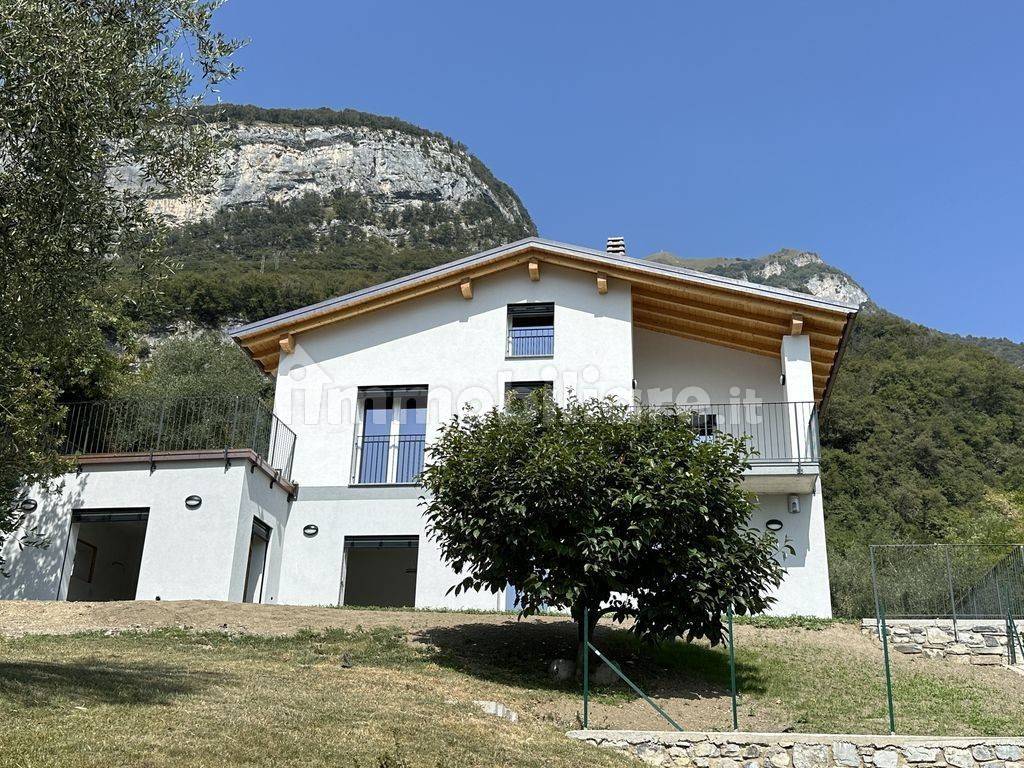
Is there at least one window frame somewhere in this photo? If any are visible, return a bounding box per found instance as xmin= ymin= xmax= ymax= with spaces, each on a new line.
xmin=504 ymin=380 xmax=554 ymax=403
xmin=506 ymin=303 xmax=555 ymax=359
xmin=350 ymin=386 xmax=428 ymax=486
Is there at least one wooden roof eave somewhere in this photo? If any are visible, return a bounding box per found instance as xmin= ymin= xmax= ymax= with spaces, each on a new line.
xmin=234 ymin=243 xmax=857 ymax=391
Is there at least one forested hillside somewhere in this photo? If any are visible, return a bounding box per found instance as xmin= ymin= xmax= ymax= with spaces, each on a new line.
xmin=130 ymin=191 xmax=522 ymax=329
xmin=821 ymin=309 xmax=1024 ymax=615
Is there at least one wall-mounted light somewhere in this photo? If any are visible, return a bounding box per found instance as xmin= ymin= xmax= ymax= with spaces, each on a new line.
xmin=788 ymin=495 xmax=800 ymax=514
xmin=19 ymin=498 xmax=37 ymax=513
xmin=303 ymin=524 xmax=319 ymax=537
xmin=184 ymin=495 xmax=203 ymax=510
xmin=765 ymin=519 xmax=784 ymax=532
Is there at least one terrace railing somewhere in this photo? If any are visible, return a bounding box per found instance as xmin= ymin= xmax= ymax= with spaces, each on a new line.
xmin=641 ymin=401 xmax=819 ymax=466
xmin=60 ymin=397 xmax=296 ymax=483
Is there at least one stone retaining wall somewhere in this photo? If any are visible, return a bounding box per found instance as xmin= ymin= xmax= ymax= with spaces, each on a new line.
xmin=860 ymin=619 xmax=1023 ymax=664
xmin=567 ymin=731 xmax=1024 ymax=768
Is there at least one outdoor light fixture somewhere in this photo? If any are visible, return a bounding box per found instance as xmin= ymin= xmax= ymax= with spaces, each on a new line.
xmin=303 ymin=524 xmax=319 ymax=537
xmin=765 ymin=519 xmax=784 ymax=532
xmin=184 ymin=495 xmax=203 ymax=510
xmin=19 ymin=498 xmax=37 ymax=513
xmin=788 ymin=494 xmax=801 ymax=514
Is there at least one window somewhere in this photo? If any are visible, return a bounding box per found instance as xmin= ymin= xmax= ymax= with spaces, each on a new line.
xmin=505 ymin=381 xmax=554 ymax=402
xmin=507 ymin=303 xmax=554 ymax=357
xmin=690 ymin=412 xmax=718 ymax=438
xmin=353 ymin=388 xmax=427 ymax=485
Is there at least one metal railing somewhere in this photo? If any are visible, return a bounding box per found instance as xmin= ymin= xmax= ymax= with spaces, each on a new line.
xmin=640 ymin=401 xmax=819 ymax=465
xmin=60 ymin=397 xmax=296 ymax=483
xmin=507 ymin=326 xmax=554 ymax=357
xmin=869 ymin=543 xmax=1024 ymax=621
xmin=352 ymin=434 xmax=426 ymax=485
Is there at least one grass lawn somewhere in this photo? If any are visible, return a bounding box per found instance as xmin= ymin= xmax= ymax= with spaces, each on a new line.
xmin=1 ymin=603 xmax=1023 ymax=767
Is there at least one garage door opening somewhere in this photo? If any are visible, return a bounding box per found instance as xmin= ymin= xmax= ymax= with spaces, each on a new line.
xmin=65 ymin=508 xmax=149 ymax=602
xmin=342 ymin=535 xmax=418 ymax=608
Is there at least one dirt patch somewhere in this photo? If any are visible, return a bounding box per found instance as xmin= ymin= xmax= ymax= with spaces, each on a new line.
xmin=0 ymin=599 xmax=567 ymax=638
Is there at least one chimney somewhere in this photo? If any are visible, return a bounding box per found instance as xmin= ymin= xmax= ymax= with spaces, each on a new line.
xmin=606 ymin=236 xmax=626 ymax=256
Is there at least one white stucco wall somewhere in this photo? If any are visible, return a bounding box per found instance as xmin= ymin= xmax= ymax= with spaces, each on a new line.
xmin=230 ymin=468 xmax=291 ymax=603
xmin=749 ymin=480 xmax=832 ymax=617
xmin=2 ymin=262 xmax=836 ymax=618
xmin=277 ymin=494 xmax=499 ymax=609
xmin=274 ymin=263 xmax=635 ymax=489
xmin=633 ymin=326 xmax=831 ymax=616
xmin=633 ymin=327 xmax=785 ymax=404
xmin=0 ymin=460 xmax=290 ymax=603
xmin=269 ymin=263 xmax=635 ymax=608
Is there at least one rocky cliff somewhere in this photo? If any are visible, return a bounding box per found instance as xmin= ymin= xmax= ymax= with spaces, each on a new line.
xmin=647 ymin=248 xmax=869 ymax=306
xmin=120 ymin=105 xmax=535 ymax=253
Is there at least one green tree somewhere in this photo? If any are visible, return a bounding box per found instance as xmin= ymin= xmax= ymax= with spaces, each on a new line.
xmin=121 ymin=334 xmax=272 ymax=402
xmin=420 ymin=395 xmax=786 ymax=659
xmin=0 ymin=1 xmax=241 ymax=553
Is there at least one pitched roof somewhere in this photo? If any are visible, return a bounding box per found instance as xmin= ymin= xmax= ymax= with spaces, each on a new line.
xmin=231 ymin=237 xmax=860 ymax=403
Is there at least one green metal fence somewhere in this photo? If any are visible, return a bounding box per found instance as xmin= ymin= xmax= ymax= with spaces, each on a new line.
xmin=869 ymin=543 xmax=1024 ymax=733
xmin=580 ymin=605 xmax=740 ymax=733
xmin=869 ymin=543 xmax=1024 ymax=621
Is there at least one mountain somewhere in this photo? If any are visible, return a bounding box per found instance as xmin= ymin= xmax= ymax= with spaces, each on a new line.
xmin=125 ymin=105 xmax=534 ymax=249
xmin=953 ymin=335 xmax=1024 ymax=369
xmin=647 ymin=249 xmax=869 ymax=306
xmin=126 ymin=106 xmax=536 ymax=330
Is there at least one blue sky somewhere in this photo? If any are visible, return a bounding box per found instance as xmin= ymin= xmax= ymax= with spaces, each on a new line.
xmin=211 ymin=2 xmax=1023 ymax=340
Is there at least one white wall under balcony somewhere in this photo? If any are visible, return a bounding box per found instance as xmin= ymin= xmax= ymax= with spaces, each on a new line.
xmin=0 ymin=460 xmax=290 ymax=603
xmin=277 ymin=495 xmax=500 ymax=610
xmin=750 ymin=482 xmax=832 ymax=617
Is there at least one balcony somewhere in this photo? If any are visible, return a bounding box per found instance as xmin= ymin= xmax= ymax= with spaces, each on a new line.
xmin=59 ymin=397 xmax=297 ymax=487
xmin=641 ymin=401 xmax=820 ymax=491
xmin=352 ymin=434 xmax=426 ymax=485
xmin=507 ymin=303 xmax=554 ymax=358
xmin=507 ymin=327 xmax=554 ymax=358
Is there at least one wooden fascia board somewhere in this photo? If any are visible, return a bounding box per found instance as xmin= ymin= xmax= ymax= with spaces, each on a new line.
xmin=237 ymin=251 xmax=536 ymax=353
xmin=632 ymin=288 xmax=843 ymax=346
xmin=235 ymin=243 xmax=850 ymax=347
xmin=233 ymin=243 xmax=853 ymax=390
xmin=632 ymin=308 xmax=782 ymax=356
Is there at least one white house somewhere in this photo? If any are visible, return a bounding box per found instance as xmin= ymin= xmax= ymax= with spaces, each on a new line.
xmin=0 ymin=237 xmax=859 ymax=616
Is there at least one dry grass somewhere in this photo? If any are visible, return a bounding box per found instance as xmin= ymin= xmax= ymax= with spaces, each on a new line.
xmin=0 ymin=627 xmax=625 ymax=768
xmin=1 ymin=601 xmax=1023 ymax=767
